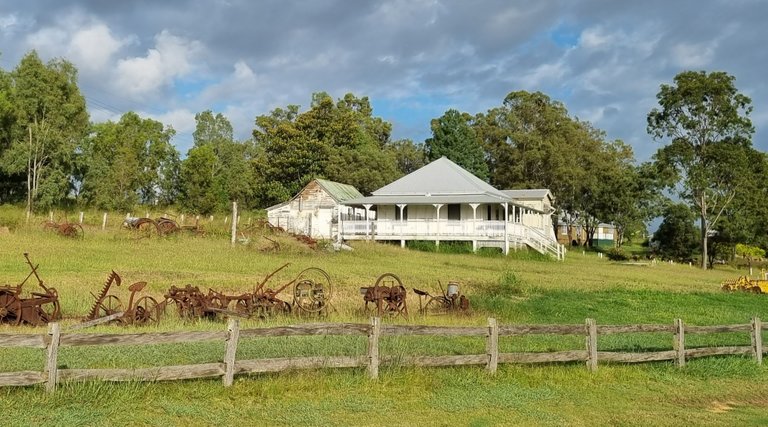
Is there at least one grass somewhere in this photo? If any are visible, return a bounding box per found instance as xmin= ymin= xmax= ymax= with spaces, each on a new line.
xmin=1 ymin=208 xmax=768 ymax=426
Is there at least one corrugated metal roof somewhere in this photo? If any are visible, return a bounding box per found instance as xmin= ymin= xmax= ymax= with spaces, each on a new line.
xmin=315 ymin=179 xmax=363 ymax=202
xmin=501 ymin=189 xmax=553 ymax=200
xmin=372 ymin=157 xmax=509 ymax=199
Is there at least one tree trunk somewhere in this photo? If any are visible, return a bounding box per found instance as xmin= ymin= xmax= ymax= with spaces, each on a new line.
xmin=700 ymin=211 xmax=707 ymax=270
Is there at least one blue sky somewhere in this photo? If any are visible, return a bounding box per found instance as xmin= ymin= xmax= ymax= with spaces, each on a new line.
xmin=1 ymin=0 xmax=767 ymax=159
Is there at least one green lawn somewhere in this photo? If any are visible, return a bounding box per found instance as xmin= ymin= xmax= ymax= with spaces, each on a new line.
xmin=1 ymin=217 xmax=767 ymax=426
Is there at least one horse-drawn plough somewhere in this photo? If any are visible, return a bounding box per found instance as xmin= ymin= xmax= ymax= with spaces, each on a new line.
xmin=0 ymin=254 xmax=62 ymax=326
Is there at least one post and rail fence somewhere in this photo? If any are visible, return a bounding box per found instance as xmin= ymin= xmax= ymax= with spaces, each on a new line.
xmin=0 ymin=317 xmax=763 ymax=393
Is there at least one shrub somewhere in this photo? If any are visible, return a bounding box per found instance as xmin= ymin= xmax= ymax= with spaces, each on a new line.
xmin=606 ymin=247 xmax=630 ymax=261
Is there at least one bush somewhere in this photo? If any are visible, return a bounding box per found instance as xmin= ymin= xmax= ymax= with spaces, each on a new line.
xmin=606 ymin=247 xmax=630 ymax=261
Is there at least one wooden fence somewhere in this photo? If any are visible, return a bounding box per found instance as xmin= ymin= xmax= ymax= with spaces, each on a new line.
xmin=0 ymin=317 xmax=764 ymax=393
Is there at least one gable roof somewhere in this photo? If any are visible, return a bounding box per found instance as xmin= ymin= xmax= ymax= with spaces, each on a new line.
xmin=373 ymin=157 xmax=508 ymax=198
xmin=501 ymin=189 xmax=553 ymax=201
xmin=265 ymin=179 xmax=362 ymax=211
xmin=315 ymin=179 xmax=363 ymax=202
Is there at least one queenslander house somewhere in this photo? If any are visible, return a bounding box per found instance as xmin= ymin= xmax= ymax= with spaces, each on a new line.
xmin=338 ymin=157 xmax=565 ymax=260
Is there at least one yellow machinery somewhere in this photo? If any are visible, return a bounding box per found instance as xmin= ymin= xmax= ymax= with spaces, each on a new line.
xmin=721 ymin=276 xmax=768 ymax=293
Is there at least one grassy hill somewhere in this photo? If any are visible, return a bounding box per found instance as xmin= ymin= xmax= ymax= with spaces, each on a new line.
xmin=0 ymin=214 xmax=766 ymax=426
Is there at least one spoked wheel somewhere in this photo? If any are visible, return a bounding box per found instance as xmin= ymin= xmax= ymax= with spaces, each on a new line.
xmin=373 ymin=273 xmax=407 ymax=317
xmin=293 ymin=267 xmax=332 ymax=314
xmin=98 ymin=295 xmax=124 ymax=317
xmin=156 ymin=219 xmax=179 ymax=236
xmin=37 ymin=289 xmax=62 ymax=322
xmin=135 ymin=219 xmax=159 ymax=239
xmin=61 ymin=224 xmax=84 ymax=239
xmin=424 ymin=296 xmax=453 ymax=315
xmin=133 ymin=296 xmax=160 ymax=326
xmin=0 ymin=290 xmax=22 ymax=325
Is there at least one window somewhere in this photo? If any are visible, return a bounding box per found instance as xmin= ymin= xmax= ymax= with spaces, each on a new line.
xmin=447 ymin=204 xmax=460 ymax=220
xmin=486 ymin=205 xmax=492 ymax=220
xmin=395 ymin=206 xmax=408 ymax=221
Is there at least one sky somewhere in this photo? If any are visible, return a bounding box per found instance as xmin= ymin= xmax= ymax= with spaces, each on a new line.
xmin=1 ymin=0 xmax=767 ymax=159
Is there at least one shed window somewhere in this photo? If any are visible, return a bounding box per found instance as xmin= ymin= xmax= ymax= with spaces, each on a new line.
xmin=447 ymin=204 xmax=460 ymax=220
xmin=395 ymin=206 xmax=408 ymax=221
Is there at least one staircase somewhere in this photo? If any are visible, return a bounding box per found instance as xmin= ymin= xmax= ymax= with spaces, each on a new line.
xmin=509 ymin=224 xmax=565 ymax=260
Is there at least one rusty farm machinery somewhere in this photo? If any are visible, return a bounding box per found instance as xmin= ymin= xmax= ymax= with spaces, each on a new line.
xmin=42 ymin=219 xmax=84 ymax=239
xmin=164 ymin=263 xmax=333 ymax=320
xmin=413 ymin=281 xmax=470 ymax=315
xmin=122 ymin=216 xmax=204 ymax=238
xmin=360 ymin=273 xmax=409 ymax=319
xmin=0 ymin=254 xmax=62 ymax=326
xmin=82 ymin=271 xmax=161 ymax=327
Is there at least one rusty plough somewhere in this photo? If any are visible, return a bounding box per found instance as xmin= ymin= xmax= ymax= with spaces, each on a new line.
xmin=0 ymin=253 xmax=61 ymax=326
xmin=413 ymin=281 xmax=470 ymax=315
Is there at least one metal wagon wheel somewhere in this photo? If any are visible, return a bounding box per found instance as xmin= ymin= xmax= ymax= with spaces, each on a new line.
xmin=134 ymin=218 xmax=160 ymax=239
xmin=0 ymin=290 xmax=22 ymax=325
xmin=424 ymin=295 xmax=453 ymax=315
xmin=293 ymin=267 xmax=332 ymax=313
xmin=373 ymin=273 xmax=407 ymax=317
xmin=133 ymin=296 xmax=160 ymax=325
xmin=60 ymin=223 xmax=84 ymax=239
xmin=156 ymin=218 xmax=179 ymax=236
xmin=98 ymin=295 xmax=124 ymax=317
xmin=33 ymin=288 xmax=62 ymax=322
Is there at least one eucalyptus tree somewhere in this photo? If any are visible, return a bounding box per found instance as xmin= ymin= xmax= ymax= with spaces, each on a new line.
xmin=648 ymin=71 xmax=754 ymax=268
xmin=1 ymin=51 xmax=89 ymax=212
xmin=425 ymin=109 xmax=488 ymax=180
xmin=80 ymin=112 xmax=178 ymax=210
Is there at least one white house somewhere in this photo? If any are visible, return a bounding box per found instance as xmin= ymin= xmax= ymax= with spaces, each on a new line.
xmin=266 ymin=179 xmax=367 ymax=240
xmin=339 ymin=157 xmax=564 ymax=259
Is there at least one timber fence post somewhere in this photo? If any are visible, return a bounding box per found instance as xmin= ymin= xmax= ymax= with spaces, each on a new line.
xmin=102 ymin=212 xmax=107 ymax=230
xmin=752 ymin=317 xmax=763 ymax=366
xmin=230 ymin=202 xmax=238 ymax=247
xmin=586 ymin=318 xmax=597 ymax=372
xmin=486 ymin=318 xmax=499 ymax=374
xmin=367 ymin=317 xmax=380 ymax=379
xmin=79 ymin=212 xmax=84 ymax=224
xmin=45 ymin=322 xmax=60 ymax=393
xmin=223 ymin=319 xmax=240 ymax=387
xmin=674 ymin=319 xmax=685 ymax=368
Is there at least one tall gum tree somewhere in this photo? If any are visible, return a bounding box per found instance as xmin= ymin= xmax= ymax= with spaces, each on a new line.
xmin=647 ymin=71 xmax=754 ymax=269
xmin=2 ymin=51 xmax=88 ymax=212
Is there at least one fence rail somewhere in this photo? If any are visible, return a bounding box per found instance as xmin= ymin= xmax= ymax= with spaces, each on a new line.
xmin=0 ymin=317 xmax=764 ymax=392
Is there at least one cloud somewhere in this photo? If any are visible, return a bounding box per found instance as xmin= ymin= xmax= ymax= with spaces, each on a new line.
xmin=23 ymin=12 xmax=132 ymax=73
xmin=114 ymin=30 xmax=203 ymax=98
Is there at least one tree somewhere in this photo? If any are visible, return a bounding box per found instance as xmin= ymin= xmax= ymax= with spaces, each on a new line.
xmin=180 ymin=144 xmax=219 ymax=214
xmin=0 ymin=58 xmax=25 ymax=203
xmin=252 ymin=92 xmax=398 ymax=206
xmin=386 ymin=138 xmax=425 ymax=175
xmin=654 ymin=203 xmax=699 ymax=260
xmin=192 ymin=110 xmax=255 ymax=209
xmin=474 ymin=91 xmax=621 ymax=244
xmin=425 ymin=109 xmax=488 ymax=180
xmin=648 ymin=71 xmax=754 ymax=269
xmin=1 ymin=51 xmax=89 ymax=212
xmin=735 ymin=243 xmax=765 ymax=275
xmin=79 ymin=112 xmax=178 ymax=210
